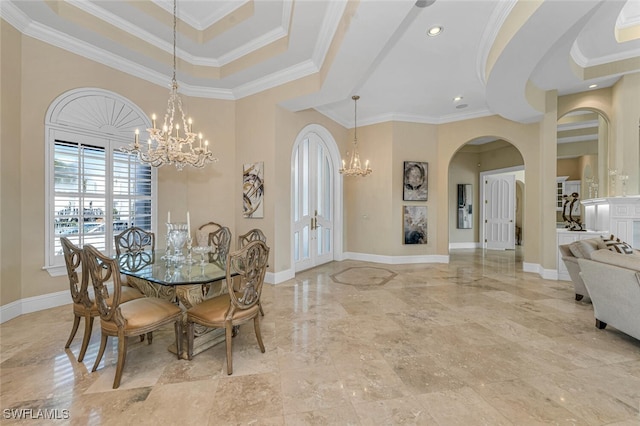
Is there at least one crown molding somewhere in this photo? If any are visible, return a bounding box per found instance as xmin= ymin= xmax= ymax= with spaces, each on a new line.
xmin=0 ymin=1 xmax=30 ymax=32
xmin=233 ymin=59 xmax=319 ymax=99
xmin=476 ymin=0 xmax=517 ymax=85
xmin=154 ymin=0 xmax=250 ymax=31
xmin=311 ymin=0 xmax=348 ymax=66
xmin=571 ymin=39 xmax=640 ymax=68
xmin=316 ymin=105 xmax=494 ymax=128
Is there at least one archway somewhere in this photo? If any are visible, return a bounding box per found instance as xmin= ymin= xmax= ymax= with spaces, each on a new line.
xmin=448 ymin=137 xmax=525 ymax=260
xmin=290 ymin=124 xmax=343 ymax=272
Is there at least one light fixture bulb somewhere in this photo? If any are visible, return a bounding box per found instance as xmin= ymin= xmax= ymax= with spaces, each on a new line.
xmin=427 ymin=26 xmax=443 ymax=36
xmin=339 ymin=95 xmax=372 ymax=177
xmin=121 ymin=0 xmax=217 ymax=170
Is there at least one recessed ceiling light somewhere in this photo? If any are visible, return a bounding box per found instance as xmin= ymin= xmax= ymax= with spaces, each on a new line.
xmin=453 ymin=96 xmax=463 ymax=102
xmin=588 ymin=84 xmax=598 ymax=89
xmin=427 ymin=26 xmax=443 ymax=37
xmin=455 ymin=104 xmax=468 ymax=109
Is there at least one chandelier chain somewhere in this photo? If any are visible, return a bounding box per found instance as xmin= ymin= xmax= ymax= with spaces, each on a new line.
xmin=122 ymin=0 xmax=217 ymax=170
xmin=339 ymin=95 xmax=371 ymax=177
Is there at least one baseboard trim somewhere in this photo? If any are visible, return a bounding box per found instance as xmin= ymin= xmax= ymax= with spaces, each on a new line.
xmin=523 ymin=262 xmax=558 ymax=280
xmin=265 ymin=268 xmax=295 ymax=285
xmin=1 ymin=289 xmax=70 ymax=324
xmin=343 ymin=252 xmax=449 ymax=264
xmin=448 ymin=242 xmax=481 ymax=249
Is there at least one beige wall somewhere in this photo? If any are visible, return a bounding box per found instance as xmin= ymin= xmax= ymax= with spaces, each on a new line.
xmin=2 ymin=20 xmax=640 ymax=310
xmin=345 ymin=121 xmax=394 ymax=255
xmin=448 ymin=151 xmax=480 ymax=244
xmin=1 ymin=21 xmax=23 ymax=305
xmin=437 ymin=116 xmax=540 ymax=264
xmin=557 ymin=158 xmax=580 ymax=180
xmin=15 ymin=35 xmax=236 ymax=300
xmin=612 ymin=73 xmax=640 ymax=196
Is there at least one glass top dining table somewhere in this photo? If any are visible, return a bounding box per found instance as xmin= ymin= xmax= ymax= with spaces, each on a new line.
xmin=116 ymin=250 xmax=233 ymax=286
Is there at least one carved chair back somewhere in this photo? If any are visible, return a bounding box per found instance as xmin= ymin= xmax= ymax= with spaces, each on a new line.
xmin=115 ymin=227 xmax=155 ymax=256
xmin=208 ymin=226 xmax=232 ymax=266
xmin=82 ymin=244 xmax=125 ymax=325
xmin=225 ymin=240 xmax=269 ymax=315
xmin=60 ymin=236 xmax=92 ymax=309
xmin=237 ymin=228 xmax=267 ymax=250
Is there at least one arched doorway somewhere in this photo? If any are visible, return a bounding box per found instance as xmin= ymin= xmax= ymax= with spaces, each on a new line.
xmin=290 ymin=125 xmax=343 ymax=272
xmin=448 ymin=137 xmax=525 ymax=255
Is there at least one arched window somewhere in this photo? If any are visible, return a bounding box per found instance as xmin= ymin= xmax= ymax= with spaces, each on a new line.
xmin=44 ymin=88 xmax=156 ymax=275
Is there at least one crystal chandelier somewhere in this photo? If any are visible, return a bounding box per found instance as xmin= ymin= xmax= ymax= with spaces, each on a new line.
xmin=340 ymin=95 xmax=372 ymax=177
xmin=122 ymin=0 xmax=217 ymax=171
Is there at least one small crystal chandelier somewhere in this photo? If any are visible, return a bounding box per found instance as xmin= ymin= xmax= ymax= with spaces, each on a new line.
xmin=122 ymin=0 xmax=217 ymax=171
xmin=340 ymin=95 xmax=372 ymax=177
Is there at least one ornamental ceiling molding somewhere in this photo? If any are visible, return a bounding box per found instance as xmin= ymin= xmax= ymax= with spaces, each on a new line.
xmin=0 ymin=0 xmax=345 ymax=101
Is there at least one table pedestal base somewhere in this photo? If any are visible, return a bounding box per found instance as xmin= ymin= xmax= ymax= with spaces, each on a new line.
xmin=169 ymin=328 xmax=225 ymax=360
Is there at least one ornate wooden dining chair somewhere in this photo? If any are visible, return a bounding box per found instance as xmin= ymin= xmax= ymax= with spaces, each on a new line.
xmin=186 ymin=240 xmax=269 ymax=374
xmin=237 ymin=229 xmax=267 ymax=316
xmin=114 ymin=226 xmax=155 ymax=256
xmin=237 ymin=228 xmax=266 ymax=250
xmin=207 ymin=226 xmax=232 ymax=267
xmin=61 ymin=237 xmax=144 ymax=362
xmin=196 ymin=222 xmax=222 ymax=247
xmin=83 ymin=244 xmax=183 ymax=389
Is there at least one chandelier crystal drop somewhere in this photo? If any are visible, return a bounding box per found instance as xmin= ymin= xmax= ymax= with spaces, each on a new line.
xmin=122 ymin=0 xmax=217 ymax=171
xmin=339 ymin=95 xmax=372 ymax=177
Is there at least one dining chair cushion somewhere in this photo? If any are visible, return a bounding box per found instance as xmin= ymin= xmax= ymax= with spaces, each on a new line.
xmin=74 ymin=285 xmax=143 ymax=315
xmin=100 ymin=297 xmax=182 ymax=334
xmin=187 ymin=293 xmax=259 ymax=324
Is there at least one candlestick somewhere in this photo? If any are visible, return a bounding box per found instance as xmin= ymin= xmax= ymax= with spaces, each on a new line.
xmin=151 ymin=114 xmax=156 ymax=129
xmin=167 ymin=211 xmax=171 ymax=223
xmin=187 ymin=211 xmax=191 ymax=235
xmin=134 ymin=129 xmax=139 ymax=145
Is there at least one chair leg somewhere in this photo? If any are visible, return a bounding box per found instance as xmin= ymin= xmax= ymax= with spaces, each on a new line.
xmin=146 ymin=332 xmax=153 ymax=344
xmin=186 ymin=321 xmax=194 ymax=360
xmin=65 ymin=315 xmax=81 ymax=349
xmin=92 ymin=334 xmax=108 ymax=372
xmin=113 ymin=334 xmax=128 ymax=389
xmin=225 ymin=323 xmax=234 ymax=375
xmin=596 ymin=319 xmax=607 ymax=329
xmin=254 ymin=315 xmax=265 ymax=353
xmin=174 ymin=320 xmax=182 ymax=360
xmin=77 ymin=315 xmax=94 ymax=362
xmin=259 ymin=303 xmax=265 ymax=317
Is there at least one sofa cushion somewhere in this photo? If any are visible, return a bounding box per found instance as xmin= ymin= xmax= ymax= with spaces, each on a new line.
xmin=569 ymin=238 xmax=600 ymax=259
xmin=590 ymin=248 xmax=640 ymax=272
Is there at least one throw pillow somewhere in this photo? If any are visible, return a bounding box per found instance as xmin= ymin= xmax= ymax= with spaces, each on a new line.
xmin=601 ymin=234 xmax=634 ymax=255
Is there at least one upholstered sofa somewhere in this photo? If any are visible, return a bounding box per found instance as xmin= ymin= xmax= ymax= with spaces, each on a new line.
xmin=559 ymin=237 xmax=603 ymax=302
xmin=577 ymin=248 xmax=640 ymax=341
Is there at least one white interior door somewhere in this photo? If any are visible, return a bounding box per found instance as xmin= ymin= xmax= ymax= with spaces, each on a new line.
xmin=485 ymin=174 xmax=516 ymax=250
xmin=293 ymin=133 xmax=334 ymax=272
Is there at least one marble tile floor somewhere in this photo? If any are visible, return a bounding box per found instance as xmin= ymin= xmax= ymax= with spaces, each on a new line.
xmin=2 ymin=249 xmax=640 ymax=425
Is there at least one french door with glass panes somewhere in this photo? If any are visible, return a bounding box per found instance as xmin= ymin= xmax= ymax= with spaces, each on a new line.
xmin=293 ymin=133 xmax=334 ymax=272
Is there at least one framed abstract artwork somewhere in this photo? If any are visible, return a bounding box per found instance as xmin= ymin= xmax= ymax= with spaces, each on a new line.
xmin=457 ymin=184 xmax=473 ymax=229
xmin=242 ymin=162 xmax=264 ymax=218
xmin=403 ymin=161 xmax=428 ymax=201
xmin=403 ymin=205 xmax=427 ymax=244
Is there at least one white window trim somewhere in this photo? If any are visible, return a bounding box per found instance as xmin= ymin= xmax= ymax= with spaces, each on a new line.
xmin=43 ymin=88 xmax=157 ymax=277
